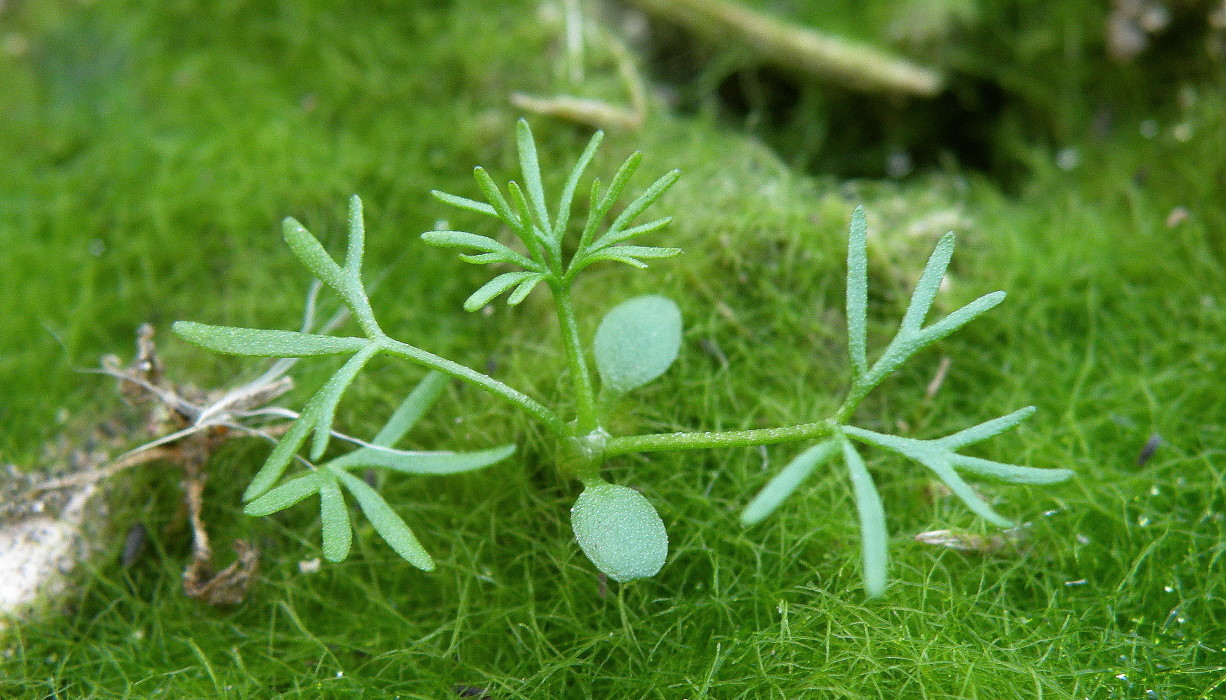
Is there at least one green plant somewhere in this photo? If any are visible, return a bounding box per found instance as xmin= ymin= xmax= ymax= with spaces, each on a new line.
xmin=173 ymin=120 xmax=1072 ymax=596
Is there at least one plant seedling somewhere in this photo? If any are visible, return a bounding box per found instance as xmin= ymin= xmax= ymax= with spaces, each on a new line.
xmin=174 ymin=120 xmax=1072 ymax=597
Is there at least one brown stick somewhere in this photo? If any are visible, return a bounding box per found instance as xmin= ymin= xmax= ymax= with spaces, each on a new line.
xmin=627 ymin=0 xmax=944 ymax=96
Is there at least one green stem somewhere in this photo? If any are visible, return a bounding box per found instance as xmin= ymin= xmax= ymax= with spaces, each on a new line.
xmin=378 ymin=337 xmax=567 ymax=437
xmin=604 ymin=421 xmax=836 ymax=457
xmin=550 ymin=281 xmax=598 ymax=434
xmin=834 ymin=381 xmax=870 ymax=423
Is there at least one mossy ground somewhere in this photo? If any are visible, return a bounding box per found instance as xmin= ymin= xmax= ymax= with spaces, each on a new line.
xmin=1 ymin=1 xmax=1223 ymax=698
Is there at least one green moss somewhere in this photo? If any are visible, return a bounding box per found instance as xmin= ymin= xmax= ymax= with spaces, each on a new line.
xmin=1 ymin=1 xmax=1223 ymax=697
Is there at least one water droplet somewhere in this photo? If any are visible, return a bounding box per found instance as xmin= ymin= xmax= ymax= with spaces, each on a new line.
xmin=1145 ymin=690 xmax=1160 ymax=699
xmin=1164 ymin=585 xmax=1174 ymax=592
xmin=1137 ymin=515 xmax=1151 ymax=527
xmin=1149 ymin=485 xmax=1161 ymax=496
xmin=1077 ymin=534 xmax=1091 ymax=545
xmin=1065 ymin=579 xmax=1088 ymax=586
xmin=1116 ymin=673 xmax=1128 ymax=681
xmin=1056 ymin=148 xmax=1080 ymax=171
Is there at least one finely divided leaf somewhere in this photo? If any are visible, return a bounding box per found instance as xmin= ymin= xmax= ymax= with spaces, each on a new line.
xmin=463 ymin=272 xmax=541 ymax=312
xmin=420 ymin=231 xmax=539 ymax=271
xmin=370 ymin=372 xmax=448 ymax=448
xmin=243 ymin=405 xmax=315 ymax=501
xmin=335 ymin=470 xmax=435 ymax=570
xmin=846 ymin=206 xmax=869 ymax=378
xmin=318 ymin=474 xmax=352 ymax=562
xmin=473 ymin=167 xmax=520 ymax=226
xmin=594 ymin=295 xmax=683 ymax=393
xmin=605 ymin=169 xmax=681 ymax=238
xmin=900 ymin=232 xmax=955 ymax=332
xmin=344 ymin=195 xmax=365 ymax=276
xmin=243 ymin=472 xmax=323 ymax=517
xmin=571 ymin=245 xmax=681 ymax=275
xmin=842 ymin=426 xmax=1013 ymax=527
xmin=938 ymin=406 xmax=1036 ymax=449
xmin=843 ymin=440 xmax=888 ymax=598
xmin=283 ymin=218 xmax=349 ymax=297
xmin=554 ymin=130 xmax=604 ymax=240
xmin=173 ymin=322 xmax=368 ymax=357
xmin=432 ymin=189 xmax=498 ymax=218
xmin=310 ymin=343 xmax=381 ymax=460
xmin=917 ymin=291 xmax=1006 ymax=345
xmin=506 ymin=274 xmax=544 ymax=305
xmin=515 ymin=119 xmax=550 ymax=229
xmin=331 ymin=444 xmax=516 ymax=475
xmin=589 ymin=217 xmax=673 ymax=251
xmin=950 ymin=455 xmax=1074 ymax=484
xmin=741 ymin=440 xmax=839 ymax=526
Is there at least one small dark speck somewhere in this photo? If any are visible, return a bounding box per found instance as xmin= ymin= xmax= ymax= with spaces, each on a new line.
xmin=699 ymin=338 xmax=728 ymax=366
xmin=597 ymin=572 xmax=608 ymax=599
xmin=1137 ymin=433 xmax=1163 ymax=466
xmin=363 ymin=468 xmax=378 ymax=488
xmin=452 ymin=685 xmax=491 ymax=699
xmin=121 ymin=523 xmax=148 ymax=568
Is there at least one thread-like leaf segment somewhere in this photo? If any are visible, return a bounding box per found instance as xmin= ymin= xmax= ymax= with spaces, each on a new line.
xmin=741 ymin=440 xmax=839 ymax=526
xmin=842 ymin=439 xmax=888 ymax=598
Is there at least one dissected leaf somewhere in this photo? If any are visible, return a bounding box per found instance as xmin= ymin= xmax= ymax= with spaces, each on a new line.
xmin=244 ymin=472 xmax=323 ymax=517
xmin=593 ymin=295 xmax=683 ymax=393
xmin=420 ymin=231 xmax=539 ymax=271
xmin=554 ymin=130 xmax=604 ymax=240
xmin=605 ymin=169 xmax=681 ymax=237
xmin=310 ymin=343 xmax=381 ymax=460
xmin=572 ymin=245 xmax=681 ymax=276
xmin=369 ymin=372 xmax=449 ymax=448
xmin=331 ymin=444 xmax=516 ymax=475
xmin=843 ymin=439 xmax=888 ymax=598
xmin=846 ymin=206 xmax=869 ymax=378
xmin=589 ymin=216 xmax=673 ymax=251
xmin=431 ymin=189 xmax=498 ymax=218
xmin=938 ymin=406 xmax=1036 ymax=449
xmin=515 ymin=119 xmax=550 ymax=229
xmin=916 ymin=291 xmax=1006 ymax=346
xmin=283 ymin=217 xmax=349 ymax=296
xmin=463 ymin=272 xmax=541 ymax=312
xmin=473 ymin=167 xmax=520 ymax=227
xmin=949 ymin=455 xmax=1074 ymax=484
xmin=506 ymin=274 xmax=545 ymax=305
xmin=842 ymin=426 xmax=1013 ymax=527
xmin=318 ymin=474 xmax=352 ymax=562
xmin=741 ymin=440 xmax=839 ymax=526
xmin=335 ymin=470 xmax=435 ymax=570
xmin=899 ymin=232 xmax=955 ymax=332
xmin=243 ymin=403 xmax=316 ymax=501
xmin=173 ymin=323 xmax=367 ymax=357
xmin=344 ymin=194 xmax=365 ymax=277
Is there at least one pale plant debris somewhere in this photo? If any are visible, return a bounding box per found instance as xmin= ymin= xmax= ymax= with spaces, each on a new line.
xmin=0 ymin=481 xmax=100 ymax=626
xmin=511 ymin=9 xmax=648 ymax=131
xmin=626 ymin=0 xmax=944 ymax=96
xmin=925 ymin=355 xmax=952 ymax=400
xmin=18 ymin=308 xmax=343 ymax=608
xmin=914 ymin=524 xmax=1030 ymax=554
